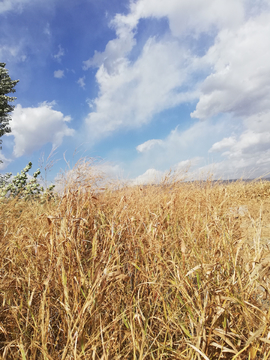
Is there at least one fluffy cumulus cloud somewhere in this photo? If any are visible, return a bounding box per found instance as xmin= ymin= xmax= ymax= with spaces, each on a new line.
xmin=84 ymin=37 xmax=197 ymax=138
xmin=83 ymin=24 xmax=136 ymax=73
xmin=118 ymin=0 xmax=245 ymax=37
xmin=81 ymin=0 xmax=270 ymax=180
xmin=82 ymin=0 xmax=248 ymax=137
xmin=82 ymin=0 xmax=269 ymax=137
xmin=8 ymin=102 xmax=75 ymax=158
xmin=209 ymin=137 xmax=237 ymax=153
xmin=191 ymin=11 xmax=270 ymax=120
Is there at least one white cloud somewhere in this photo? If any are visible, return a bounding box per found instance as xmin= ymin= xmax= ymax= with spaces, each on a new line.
xmin=0 ymin=154 xmax=13 ymax=170
xmin=81 ymin=0 xmax=256 ymax=141
xmin=8 ymin=102 xmax=75 ymax=157
xmin=120 ymin=0 xmax=245 ymax=38
xmin=77 ymin=76 xmax=86 ymax=89
xmin=136 ymin=139 xmax=164 ymax=153
xmin=175 ymin=157 xmax=202 ymax=171
xmin=133 ymin=110 xmax=270 ymax=181
xmin=84 ymin=37 xmax=197 ymax=139
xmin=243 ymin=111 xmax=270 ymax=134
xmin=0 ymin=0 xmax=32 ymax=13
xmin=54 ymin=45 xmax=65 ymax=62
xmin=191 ymin=12 xmax=270 ymax=120
xmin=80 ymin=0 xmax=270 ymax=180
xmin=131 ymin=156 xmax=213 ymax=185
xmin=209 ymin=136 xmax=237 ymax=153
xmin=83 ymin=6 xmax=140 ymax=73
xmin=131 ymin=118 xmax=230 ymax=178
xmin=83 ymin=0 xmax=236 ymax=140
xmin=136 ymin=119 xmax=229 ymax=161
xmin=83 ymin=29 xmax=136 ymax=73
xmin=208 ymin=111 xmax=270 ymax=173
xmin=132 ymin=168 xmax=164 ymax=185
xmin=0 ymin=44 xmax=26 ymax=63
xmin=54 ymin=70 xmax=64 ymax=79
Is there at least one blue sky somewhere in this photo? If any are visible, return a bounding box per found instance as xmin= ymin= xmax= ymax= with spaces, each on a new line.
xmin=1 ymin=0 xmax=270 ymax=189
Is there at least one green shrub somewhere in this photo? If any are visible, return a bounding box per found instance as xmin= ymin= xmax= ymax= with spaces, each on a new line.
xmin=0 ymin=162 xmax=56 ymax=202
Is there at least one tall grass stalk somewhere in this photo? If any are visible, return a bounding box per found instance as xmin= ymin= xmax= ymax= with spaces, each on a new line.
xmin=1 ymin=159 xmax=270 ymax=359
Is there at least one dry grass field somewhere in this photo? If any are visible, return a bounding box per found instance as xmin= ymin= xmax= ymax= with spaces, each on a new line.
xmin=1 ymin=160 xmax=270 ymax=359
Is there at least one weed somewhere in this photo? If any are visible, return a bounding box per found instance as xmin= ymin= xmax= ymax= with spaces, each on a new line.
xmin=0 ymin=162 xmax=56 ymax=203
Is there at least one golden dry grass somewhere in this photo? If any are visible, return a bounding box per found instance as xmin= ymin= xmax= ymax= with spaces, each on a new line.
xmin=1 ymin=160 xmax=270 ymax=359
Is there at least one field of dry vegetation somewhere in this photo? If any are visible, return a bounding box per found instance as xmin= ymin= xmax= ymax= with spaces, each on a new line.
xmin=1 ymin=160 xmax=270 ymax=359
